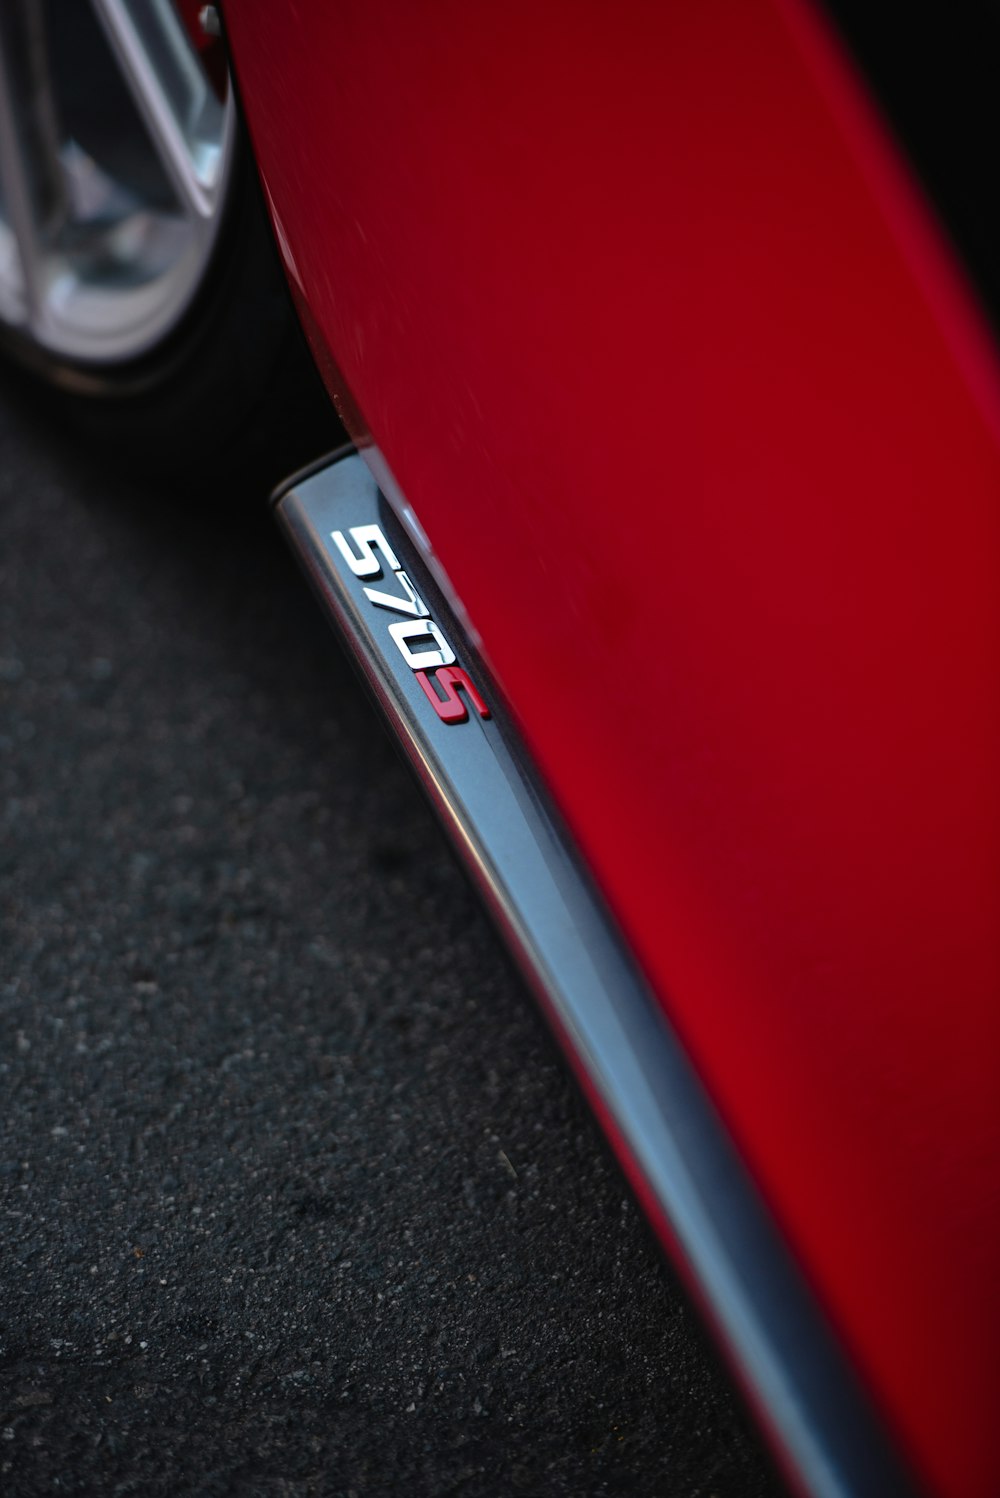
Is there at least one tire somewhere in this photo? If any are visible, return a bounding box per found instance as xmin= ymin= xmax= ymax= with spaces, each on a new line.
xmin=0 ymin=1 xmax=342 ymax=498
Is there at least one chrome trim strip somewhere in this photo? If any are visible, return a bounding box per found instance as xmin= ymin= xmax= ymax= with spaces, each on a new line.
xmin=274 ymin=450 xmax=914 ymax=1498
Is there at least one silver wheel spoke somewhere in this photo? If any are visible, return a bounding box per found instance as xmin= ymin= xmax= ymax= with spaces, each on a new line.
xmin=0 ymin=3 xmax=60 ymax=329
xmin=89 ymin=0 xmax=218 ymax=223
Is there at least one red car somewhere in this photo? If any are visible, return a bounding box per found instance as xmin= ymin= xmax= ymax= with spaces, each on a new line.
xmin=0 ymin=4 xmax=996 ymax=1495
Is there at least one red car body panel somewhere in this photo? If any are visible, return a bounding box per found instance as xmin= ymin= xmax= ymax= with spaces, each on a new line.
xmin=225 ymin=3 xmax=1000 ymax=1494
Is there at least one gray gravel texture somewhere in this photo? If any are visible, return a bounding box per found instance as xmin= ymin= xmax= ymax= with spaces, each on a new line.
xmin=0 ymin=382 xmax=784 ymax=1496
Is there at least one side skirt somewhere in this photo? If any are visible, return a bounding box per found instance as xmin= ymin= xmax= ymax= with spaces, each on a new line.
xmin=274 ymin=448 xmax=913 ymax=1498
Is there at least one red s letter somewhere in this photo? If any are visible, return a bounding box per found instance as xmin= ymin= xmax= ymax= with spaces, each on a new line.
xmin=414 ymin=667 xmax=491 ymax=724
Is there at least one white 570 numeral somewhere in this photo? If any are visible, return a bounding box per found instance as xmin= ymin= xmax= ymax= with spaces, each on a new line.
xmin=331 ymin=524 xmax=456 ymax=670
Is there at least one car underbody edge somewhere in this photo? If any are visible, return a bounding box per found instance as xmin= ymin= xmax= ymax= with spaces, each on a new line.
xmin=273 ymin=448 xmax=917 ymax=1498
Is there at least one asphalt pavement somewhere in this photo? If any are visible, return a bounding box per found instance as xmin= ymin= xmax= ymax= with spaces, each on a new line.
xmin=0 ymin=380 xmax=783 ymax=1496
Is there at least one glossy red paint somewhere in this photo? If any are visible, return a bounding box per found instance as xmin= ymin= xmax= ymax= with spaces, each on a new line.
xmin=225 ymin=3 xmax=1000 ymax=1493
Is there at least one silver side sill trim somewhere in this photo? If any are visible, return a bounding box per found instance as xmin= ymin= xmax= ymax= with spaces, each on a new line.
xmin=274 ymin=448 xmax=914 ymax=1498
